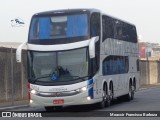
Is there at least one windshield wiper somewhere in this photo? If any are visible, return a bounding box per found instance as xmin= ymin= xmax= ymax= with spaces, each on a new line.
xmin=32 ymin=74 xmax=50 ymax=83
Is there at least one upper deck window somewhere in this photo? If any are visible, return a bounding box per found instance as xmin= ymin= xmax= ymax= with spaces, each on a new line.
xmin=29 ymin=14 xmax=88 ymax=42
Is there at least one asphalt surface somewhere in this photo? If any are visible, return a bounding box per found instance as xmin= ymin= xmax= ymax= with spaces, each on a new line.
xmin=1 ymin=86 xmax=160 ymax=120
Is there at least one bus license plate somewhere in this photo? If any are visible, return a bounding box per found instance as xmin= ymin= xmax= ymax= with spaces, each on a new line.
xmin=53 ymin=99 xmax=64 ymax=104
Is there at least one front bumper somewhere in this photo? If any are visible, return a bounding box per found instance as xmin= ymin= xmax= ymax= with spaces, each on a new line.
xmin=30 ymin=91 xmax=101 ymax=107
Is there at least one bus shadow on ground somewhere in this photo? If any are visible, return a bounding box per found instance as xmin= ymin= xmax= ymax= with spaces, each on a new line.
xmin=62 ymin=96 xmax=131 ymax=112
xmin=45 ymin=96 xmax=131 ymax=112
xmin=42 ymin=97 xmax=132 ymax=117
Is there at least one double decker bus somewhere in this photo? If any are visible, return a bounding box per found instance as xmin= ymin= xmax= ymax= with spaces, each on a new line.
xmin=16 ymin=9 xmax=139 ymax=111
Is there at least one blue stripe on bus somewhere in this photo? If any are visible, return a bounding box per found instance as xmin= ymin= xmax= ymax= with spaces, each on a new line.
xmin=88 ymin=79 xmax=93 ymax=85
xmin=88 ymin=79 xmax=94 ymax=99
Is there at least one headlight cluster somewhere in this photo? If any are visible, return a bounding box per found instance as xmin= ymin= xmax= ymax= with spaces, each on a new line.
xmin=30 ymin=89 xmax=37 ymax=95
xmin=75 ymin=86 xmax=87 ymax=92
xmin=81 ymin=87 xmax=87 ymax=92
xmin=75 ymin=83 xmax=93 ymax=93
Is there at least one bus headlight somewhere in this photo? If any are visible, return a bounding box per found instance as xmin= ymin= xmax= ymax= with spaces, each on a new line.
xmin=31 ymin=89 xmax=37 ymax=94
xmin=81 ymin=87 xmax=87 ymax=92
xmin=76 ymin=83 xmax=94 ymax=93
xmin=76 ymin=86 xmax=87 ymax=93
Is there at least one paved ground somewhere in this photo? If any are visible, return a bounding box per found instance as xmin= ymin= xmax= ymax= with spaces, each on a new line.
xmin=1 ymin=85 xmax=160 ymax=119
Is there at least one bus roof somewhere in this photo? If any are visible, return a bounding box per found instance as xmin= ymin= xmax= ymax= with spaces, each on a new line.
xmin=33 ymin=8 xmax=135 ymax=27
xmin=33 ymin=8 xmax=100 ymax=16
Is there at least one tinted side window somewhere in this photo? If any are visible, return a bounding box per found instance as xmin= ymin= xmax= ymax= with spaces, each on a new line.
xmin=130 ymin=26 xmax=137 ymax=43
xmin=102 ymin=15 xmax=114 ymax=41
xmin=90 ymin=12 xmax=100 ymax=74
xmin=122 ymin=24 xmax=137 ymax=43
xmin=115 ymin=21 xmax=136 ymax=43
xmin=114 ymin=20 xmax=123 ymax=40
xmin=90 ymin=13 xmax=100 ymax=37
xmin=103 ymin=56 xmax=129 ymax=75
xmin=102 ymin=15 xmax=137 ymax=43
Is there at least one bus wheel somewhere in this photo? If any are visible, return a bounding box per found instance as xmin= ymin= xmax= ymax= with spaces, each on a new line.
xmin=126 ymin=83 xmax=134 ymax=101
xmin=107 ymin=83 xmax=113 ymax=106
xmin=133 ymin=80 xmax=136 ymax=91
xmin=98 ymin=84 xmax=107 ymax=109
xmin=45 ymin=106 xmax=63 ymax=112
xmin=131 ymin=85 xmax=135 ymax=100
xmin=106 ymin=89 xmax=111 ymax=107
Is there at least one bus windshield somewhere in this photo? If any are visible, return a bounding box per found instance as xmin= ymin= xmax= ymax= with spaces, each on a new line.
xmin=29 ymin=14 xmax=88 ymax=40
xmin=28 ymin=48 xmax=89 ymax=83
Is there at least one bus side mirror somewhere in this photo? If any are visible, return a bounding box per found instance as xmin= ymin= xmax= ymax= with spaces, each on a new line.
xmin=89 ymin=36 xmax=99 ymax=58
xmin=16 ymin=42 xmax=27 ymax=63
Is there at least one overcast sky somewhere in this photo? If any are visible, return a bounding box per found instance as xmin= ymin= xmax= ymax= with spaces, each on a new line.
xmin=1 ymin=0 xmax=160 ymax=43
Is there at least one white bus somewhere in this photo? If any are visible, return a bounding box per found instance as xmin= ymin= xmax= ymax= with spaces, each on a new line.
xmin=16 ymin=9 xmax=139 ymax=111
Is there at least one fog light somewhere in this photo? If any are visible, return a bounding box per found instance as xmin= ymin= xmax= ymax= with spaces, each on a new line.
xmin=31 ymin=90 xmax=36 ymax=94
xmin=87 ymin=96 xmax=91 ymax=101
xmin=81 ymin=87 xmax=87 ymax=92
xmin=30 ymin=100 xmax=33 ymax=103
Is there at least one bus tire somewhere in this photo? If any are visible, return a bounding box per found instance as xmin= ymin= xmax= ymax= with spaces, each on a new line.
xmin=98 ymin=84 xmax=107 ymax=109
xmin=106 ymin=89 xmax=111 ymax=107
xmin=106 ymin=83 xmax=113 ymax=107
xmin=126 ymin=83 xmax=134 ymax=101
xmin=133 ymin=79 xmax=136 ymax=91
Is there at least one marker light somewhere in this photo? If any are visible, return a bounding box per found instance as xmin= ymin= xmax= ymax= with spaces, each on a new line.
xmin=30 ymin=100 xmax=33 ymax=103
xmin=87 ymin=96 xmax=91 ymax=101
xmin=31 ymin=90 xmax=36 ymax=94
xmin=81 ymin=87 xmax=87 ymax=92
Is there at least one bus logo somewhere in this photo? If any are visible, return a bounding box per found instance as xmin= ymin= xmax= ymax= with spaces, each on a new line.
xmin=49 ymin=87 xmax=67 ymax=92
